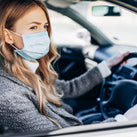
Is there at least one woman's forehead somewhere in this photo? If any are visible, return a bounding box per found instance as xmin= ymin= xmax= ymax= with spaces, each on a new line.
xmin=14 ymin=6 xmax=48 ymax=27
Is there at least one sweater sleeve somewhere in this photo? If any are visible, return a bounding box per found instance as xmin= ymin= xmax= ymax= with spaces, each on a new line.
xmin=97 ymin=61 xmax=111 ymax=78
xmin=0 ymin=93 xmax=59 ymax=133
xmin=55 ymin=66 xmax=103 ymax=98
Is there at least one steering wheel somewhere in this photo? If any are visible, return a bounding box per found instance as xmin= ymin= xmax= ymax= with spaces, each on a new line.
xmin=100 ymin=52 xmax=137 ymax=120
xmin=111 ymin=52 xmax=137 ymax=73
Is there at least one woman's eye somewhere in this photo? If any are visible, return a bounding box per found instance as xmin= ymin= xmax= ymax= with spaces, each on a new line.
xmin=44 ymin=25 xmax=48 ymax=30
xmin=30 ymin=26 xmax=37 ymax=30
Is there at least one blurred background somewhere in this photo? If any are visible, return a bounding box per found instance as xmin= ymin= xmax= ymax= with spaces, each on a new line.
xmin=48 ymin=1 xmax=137 ymax=47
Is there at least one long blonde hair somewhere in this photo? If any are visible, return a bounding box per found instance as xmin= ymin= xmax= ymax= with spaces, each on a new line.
xmin=0 ymin=0 xmax=62 ymax=127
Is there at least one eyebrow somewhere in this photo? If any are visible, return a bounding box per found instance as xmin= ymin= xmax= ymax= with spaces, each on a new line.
xmin=27 ymin=21 xmax=48 ymax=25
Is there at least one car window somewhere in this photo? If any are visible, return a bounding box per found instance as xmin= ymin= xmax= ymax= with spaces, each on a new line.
xmin=48 ymin=9 xmax=91 ymax=47
xmin=48 ymin=1 xmax=137 ymax=47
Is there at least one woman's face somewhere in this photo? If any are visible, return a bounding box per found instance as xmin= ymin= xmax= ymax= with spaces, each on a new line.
xmin=11 ymin=6 xmax=48 ymax=49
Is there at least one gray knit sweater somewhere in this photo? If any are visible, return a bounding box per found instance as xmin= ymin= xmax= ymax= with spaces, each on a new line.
xmin=0 ymin=58 xmax=103 ymax=133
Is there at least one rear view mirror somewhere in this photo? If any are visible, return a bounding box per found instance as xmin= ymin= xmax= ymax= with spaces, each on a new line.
xmin=92 ymin=5 xmax=121 ymax=16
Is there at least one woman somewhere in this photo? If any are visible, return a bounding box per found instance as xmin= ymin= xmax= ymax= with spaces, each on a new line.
xmin=0 ymin=0 xmax=130 ymax=133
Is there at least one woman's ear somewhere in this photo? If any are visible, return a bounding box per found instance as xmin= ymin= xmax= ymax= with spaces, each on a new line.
xmin=4 ymin=28 xmax=14 ymax=45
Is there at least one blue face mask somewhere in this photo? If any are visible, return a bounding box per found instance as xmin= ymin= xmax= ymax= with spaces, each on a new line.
xmin=11 ymin=31 xmax=50 ymax=61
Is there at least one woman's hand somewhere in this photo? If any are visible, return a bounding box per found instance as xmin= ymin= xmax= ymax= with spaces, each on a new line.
xmin=106 ymin=51 xmax=130 ymax=68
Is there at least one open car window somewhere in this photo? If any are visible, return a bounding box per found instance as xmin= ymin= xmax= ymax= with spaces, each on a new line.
xmin=48 ymin=9 xmax=91 ymax=47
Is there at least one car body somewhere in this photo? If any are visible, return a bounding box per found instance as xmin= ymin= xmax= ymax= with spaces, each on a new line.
xmin=1 ymin=0 xmax=137 ymax=136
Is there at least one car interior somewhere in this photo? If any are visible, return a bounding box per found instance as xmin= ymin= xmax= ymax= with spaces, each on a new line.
xmin=47 ymin=0 xmax=137 ymax=124
xmin=1 ymin=0 xmax=137 ymax=136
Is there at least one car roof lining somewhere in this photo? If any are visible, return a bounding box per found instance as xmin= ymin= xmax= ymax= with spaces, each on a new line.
xmin=43 ymin=0 xmax=81 ymax=8
xmin=44 ymin=0 xmax=137 ymax=12
xmin=105 ymin=0 xmax=137 ymax=13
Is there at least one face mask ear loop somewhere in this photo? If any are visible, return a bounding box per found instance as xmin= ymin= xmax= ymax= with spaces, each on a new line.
xmin=10 ymin=44 xmax=19 ymax=50
xmin=10 ymin=30 xmax=22 ymax=37
xmin=9 ymin=30 xmax=22 ymax=50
